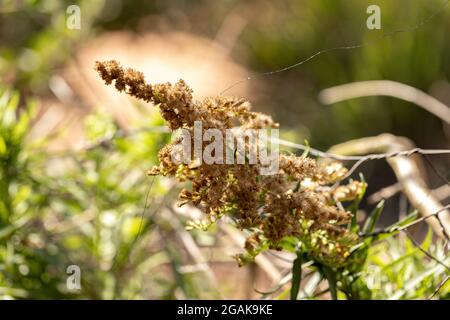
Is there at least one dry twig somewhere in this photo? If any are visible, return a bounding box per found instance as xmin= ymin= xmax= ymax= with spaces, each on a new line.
xmin=319 ymin=80 xmax=450 ymax=124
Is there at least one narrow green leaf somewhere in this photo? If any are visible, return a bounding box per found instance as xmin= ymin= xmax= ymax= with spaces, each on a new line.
xmin=372 ymin=211 xmax=419 ymax=242
xmin=391 ymin=210 xmax=419 ymax=229
xmin=421 ymin=225 xmax=433 ymax=251
xmin=363 ymin=200 xmax=385 ymax=233
xmin=381 ymin=250 xmax=417 ymax=272
xmin=290 ymin=253 xmax=302 ymax=300
xmin=0 ymin=135 xmax=6 ymax=155
xmin=322 ymin=266 xmax=338 ymax=300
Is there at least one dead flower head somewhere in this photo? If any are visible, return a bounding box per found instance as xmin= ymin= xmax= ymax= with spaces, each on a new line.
xmin=95 ymin=60 xmax=365 ymax=267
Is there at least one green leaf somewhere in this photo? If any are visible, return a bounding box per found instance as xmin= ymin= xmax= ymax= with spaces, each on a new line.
xmin=1 ymin=91 xmax=19 ymax=129
xmin=391 ymin=210 xmax=419 ymax=229
xmin=322 ymin=266 xmax=338 ymax=300
xmin=0 ymin=135 xmax=6 ymax=155
xmin=372 ymin=211 xmax=419 ymax=242
xmin=0 ymin=214 xmax=32 ymax=240
xmin=363 ymin=200 xmax=385 ymax=233
xmin=12 ymin=101 xmax=36 ymax=142
xmin=388 ymin=264 xmax=444 ymax=300
xmin=421 ymin=225 xmax=433 ymax=251
xmin=381 ymin=250 xmax=417 ymax=272
xmin=290 ymin=252 xmax=303 ymax=300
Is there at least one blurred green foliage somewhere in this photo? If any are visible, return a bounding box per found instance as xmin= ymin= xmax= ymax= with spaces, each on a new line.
xmin=0 ymin=0 xmax=105 ymax=93
xmin=0 ymin=88 xmax=221 ymax=299
xmin=0 ymin=0 xmax=449 ymax=299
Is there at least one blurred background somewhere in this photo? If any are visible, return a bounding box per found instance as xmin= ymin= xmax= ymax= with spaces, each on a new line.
xmin=0 ymin=0 xmax=449 ymax=299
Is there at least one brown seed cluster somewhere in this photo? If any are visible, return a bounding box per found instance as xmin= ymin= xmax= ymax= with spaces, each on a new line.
xmin=95 ymin=60 xmax=364 ymax=267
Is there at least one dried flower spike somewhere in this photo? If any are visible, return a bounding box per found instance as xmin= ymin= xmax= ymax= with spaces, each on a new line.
xmin=95 ymin=60 xmax=363 ymax=267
